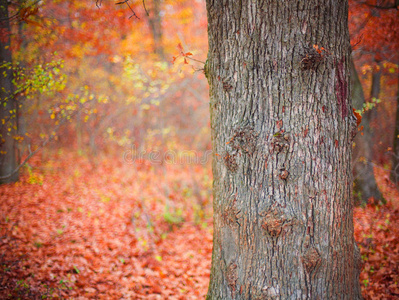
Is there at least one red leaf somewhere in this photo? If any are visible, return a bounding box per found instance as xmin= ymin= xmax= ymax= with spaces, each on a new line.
xmin=353 ymin=108 xmax=362 ymax=127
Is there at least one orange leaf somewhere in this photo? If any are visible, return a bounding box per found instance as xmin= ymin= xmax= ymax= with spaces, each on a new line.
xmin=353 ymin=108 xmax=362 ymax=127
xmin=313 ymin=44 xmax=322 ymax=54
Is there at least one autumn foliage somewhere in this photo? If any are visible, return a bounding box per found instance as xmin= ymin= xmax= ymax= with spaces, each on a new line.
xmin=1 ymin=152 xmax=213 ymax=299
xmin=0 ymin=0 xmax=399 ymax=299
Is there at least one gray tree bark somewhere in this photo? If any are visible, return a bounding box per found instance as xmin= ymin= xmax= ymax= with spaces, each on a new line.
xmin=0 ymin=0 xmax=18 ymax=184
xmin=205 ymin=1 xmax=362 ymax=299
xmin=351 ymin=59 xmax=382 ymax=204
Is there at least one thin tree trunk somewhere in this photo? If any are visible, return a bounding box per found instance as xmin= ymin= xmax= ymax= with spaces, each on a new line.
xmin=147 ymin=0 xmax=165 ymax=60
xmin=205 ymin=1 xmax=362 ymax=299
xmin=16 ymin=17 xmax=28 ymax=167
xmin=367 ymin=62 xmax=381 ymax=133
xmin=391 ymin=69 xmax=399 ymax=184
xmin=77 ymin=109 xmax=83 ymax=153
xmin=0 ymin=0 xmax=18 ymax=183
xmin=370 ymin=63 xmax=382 ymax=101
xmin=351 ymin=59 xmax=382 ymax=203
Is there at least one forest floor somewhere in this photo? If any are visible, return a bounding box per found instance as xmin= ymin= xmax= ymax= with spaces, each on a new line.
xmin=1 ymin=150 xmax=398 ymax=299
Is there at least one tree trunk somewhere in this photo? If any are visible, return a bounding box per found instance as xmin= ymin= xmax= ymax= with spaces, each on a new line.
xmin=351 ymin=59 xmax=382 ymax=204
xmin=370 ymin=63 xmax=382 ymax=102
xmin=0 ymin=0 xmax=18 ymax=184
xmin=205 ymin=1 xmax=362 ymax=299
xmin=367 ymin=62 xmax=381 ymax=144
xmin=147 ymin=0 xmax=165 ymax=60
xmin=16 ymin=16 xmax=28 ymax=167
xmin=391 ymin=69 xmax=399 ymax=184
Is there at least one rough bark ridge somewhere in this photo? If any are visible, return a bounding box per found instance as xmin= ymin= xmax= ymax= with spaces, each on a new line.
xmin=205 ymin=1 xmax=362 ymax=299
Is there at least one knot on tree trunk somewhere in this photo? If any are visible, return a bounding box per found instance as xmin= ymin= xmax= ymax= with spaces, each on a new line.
xmin=226 ymin=262 xmax=238 ymax=297
xmin=300 ymin=45 xmax=326 ymax=71
xmin=224 ymin=152 xmax=238 ymax=172
xmin=279 ymin=168 xmax=289 ymax=180
xmin=302 ymin=246 xmax=322 ymax=274
xmin=222 ymin=198 xmax=241 ymax=227
xmin=261 ymin=210 xmax=295 ymax=238
xmin=224 ymin=126 xmax=258 ymax=173
xmin=227 ymin=126 xmax=258 ymax=155
xmin=222 ymin=80 xmax=233 ymax=92
xmin=270 ymin=133 xmax=290 ymax=154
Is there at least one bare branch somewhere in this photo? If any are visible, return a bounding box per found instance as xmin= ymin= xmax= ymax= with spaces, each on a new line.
xmin=0 ymin=0 xmax=42 ymax=22
xmin=115 ymin=0 xmax=140 ymax=19
xmin=143 ymin=0 xmax=149 ymax=16
xmin=185 ymin=56 xmax=206 ymax=65
xmin=358 ymin=0 xmax=399 ymax=10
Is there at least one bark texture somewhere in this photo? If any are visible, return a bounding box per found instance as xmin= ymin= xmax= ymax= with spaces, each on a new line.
xmin=205 ymin=1 xmax=362 ymax=299
xmin=0 ymin=0 xmax=18 ymax=184
xmin=350 ymin=59 xmax=382 ymax=203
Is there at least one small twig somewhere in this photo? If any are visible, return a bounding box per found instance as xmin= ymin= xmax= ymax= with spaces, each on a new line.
xmin=143 ymin=0 xmax=149 ymax=16
xmin=185 ymin=56 xmax=206 ymax=65
xmin=0 ymin=0 xmax=42 ymax=22
xmin=351 ymin=34 xmax=363 ymax=51
xmin=116 ymin=0 xmax=140 ymax=19
xmin=359 ymin=1 xmax=398 ymax=10
xmin=0 ymin=143 xmax=43 ymax=180
xmin=193 ymin=67 xmax=205 ymax=74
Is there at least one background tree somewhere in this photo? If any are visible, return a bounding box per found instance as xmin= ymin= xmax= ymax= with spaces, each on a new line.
xmin=205 ymin=1 xmax=362 ymax=298
xmin=349 ymin=0 xmax=399 ymax=189
xmin=391 ymin=65 xmax=399 ymax=183
xmin=146 ymin=0 xmax=165 ymax=60
xmin=0 ymin=0 xmax=18 ymax=183
xmin=351 ymin=58 xmax=382 ymax=203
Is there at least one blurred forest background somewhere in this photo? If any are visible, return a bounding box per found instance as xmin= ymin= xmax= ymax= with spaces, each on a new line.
xmin=0 ymin=0 xmax=398 ymax=299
